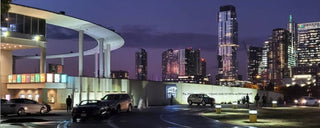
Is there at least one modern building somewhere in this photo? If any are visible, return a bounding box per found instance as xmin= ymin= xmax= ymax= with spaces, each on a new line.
xmin=247 ymin=46 xmax=262 ymax=84
xmin=135 ymin=49 xmax=147 ymax=80
xmin=111 ymin=70 xmax=129 ymax=79
xmin=162 ymin=48 xmax=209 ymax=84
xmin=297 ymin=22 xmax=320 ymax=67
xmin=268 ymin=28 xmax=290 ymax=87
xmin=1 ymin=4 xmax=124 ymax=109
xmin=216 ymin=5 xmax=239 ymax=86
xmin=258 ymin=40 xmax=270 ymax=88
xmin=287 ymin=15 xmax=298 ymax=74
xmin=201 ymin=58 xmax=207 ymax=77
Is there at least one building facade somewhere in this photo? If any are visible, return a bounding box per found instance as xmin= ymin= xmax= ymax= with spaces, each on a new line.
xmin=297 ymin=22 xmax=320 ymax=67
xmin=135 ymin=49 xmax=147 ymax=80
xmin=248 ymin=46 xmax=262 ymax=84
xmin=216 ymin=5 xmax=239 ymax=86
xmin=268 ymin=28 xmax=290 ymax=87
xmin=111 ymin=70 xmax=129 ymax=79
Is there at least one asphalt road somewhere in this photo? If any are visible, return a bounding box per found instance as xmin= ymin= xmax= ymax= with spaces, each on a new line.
xmin=0 ymin=105 xmax=251 ymax=128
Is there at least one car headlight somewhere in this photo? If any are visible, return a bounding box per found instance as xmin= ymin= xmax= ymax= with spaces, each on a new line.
xmin=302 ymin=99 xmax=307 ymax=104
xmin=294 ymin=100 xmax=298 ymax=103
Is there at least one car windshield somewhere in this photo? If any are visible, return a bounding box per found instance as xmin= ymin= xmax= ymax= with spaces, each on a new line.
xmin=79 ymin=100 xmax=100 ymax=106
xmin=9 ymin=99 xmax=25 ymax=104
xmin=204 ymin=94 xmax=209 ymax=98
xmin=103 ymin=95 xmax=120 ymax=100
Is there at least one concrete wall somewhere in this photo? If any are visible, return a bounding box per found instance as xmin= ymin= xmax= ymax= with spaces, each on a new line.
xmin=66 ymin=77 xmax=283 ymax=107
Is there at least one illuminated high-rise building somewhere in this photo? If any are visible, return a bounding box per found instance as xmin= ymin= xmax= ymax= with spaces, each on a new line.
xmin=248 ymin=46 xmax=262 ymax=84
xmin=258 ymin=40 xmax=270 ymax=88
xmin=216 ymin=5 xmax=239 ymax=86
xmin=268 ymin=28 xmax=290 ymax=87
xmin=297 ymin=22 xmax=320 ymax=67
xmin=135 ymin=49 xmax=147 ymax=80
xmin=162 ymin=48 xmax=203 ymax=83
xmin=287 ymin=15 xmax=297 ymax=76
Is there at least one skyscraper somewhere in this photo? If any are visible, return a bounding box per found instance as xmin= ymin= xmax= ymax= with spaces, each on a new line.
xmin=268 ymin=28 xmax=290 ymax=87
xmin=135 ymin=49 xmax=147 ymax=80
xmin=162 ymin=48 xmax=203 ymax=83
xmin=258 ymin=40 xmax=270 ymax=88
xmin=248 ymin=46 xmax=262 ymax=84
xmin=287 ymin=15 xmax=297 ymax=76
xmin=201 ymin=58 xmax=207 ymax=77
xmin=297 ymin=22 xmax=320 ymax=67
xmin=217 ymin=5 xmax=239 ymax=86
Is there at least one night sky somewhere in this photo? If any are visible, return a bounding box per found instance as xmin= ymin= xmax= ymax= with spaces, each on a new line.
xmin=12 ymin=0 xmax=320 ymax=82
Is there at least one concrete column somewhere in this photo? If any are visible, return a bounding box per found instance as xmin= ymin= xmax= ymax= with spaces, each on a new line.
xmin=98 ymin=39 xmax=104 ymax=78
xmin=78 ymin=30 xmax=84 ymax=76
xmin=95 ymin=53 xmax=98 ymax=77
xmin=61 ymin=58 xmax=64 ymax=65
xmin=40 ymin=45 xmax=46 ymax=73
xmin=104 ymin=43 xmax=111 ymax=78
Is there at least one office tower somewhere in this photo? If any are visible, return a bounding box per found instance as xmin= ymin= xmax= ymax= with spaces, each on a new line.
xmin=297 ymin=22 xmax=320 ymax=67
xmin=162 ymin=49 xmax=179 ymax=81
xmin=217 ymin=5 xmax=239 ymax=86
xmin=258 ymin=40 xmax=270 ymax=88
xmin=162 ymin=48 xmax=204 ymax=83
xmin=248 ymin=46 xmax=262 ymax=84
xmin=201 ymin=58 xmax=207 ymax=77
xmin=268 ymin=28 xmax=290 ymax=87
xmin=287 ymin=15 xmax=297 ymax=76
xmin=135 ymin=49 xmax=147 ymax=80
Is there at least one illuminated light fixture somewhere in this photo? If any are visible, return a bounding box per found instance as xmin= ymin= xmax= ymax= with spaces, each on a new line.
xmin=215 ymin=104 xmax=222 ymax=108
xmin=47 ymin=73 xmax=53 ymax=82
xmin=19 ymin=45 xmax=22 ymax=47
xmin=5 ymin=18 xmax=8 ymax=21
xmin=272 ymin=101 xmax=277 ymax=104
xmin=54 ymin=74 xmax=60 ymax=83
xmin=294 ymin=99 xmax=298 ymax=104
xmin=2 ymin=31 xmax=9 ymax=37
xmin=249 ymin=110 xmax=257 ymax=114
xmin=33 ymin=35 xmax=41 ymax=41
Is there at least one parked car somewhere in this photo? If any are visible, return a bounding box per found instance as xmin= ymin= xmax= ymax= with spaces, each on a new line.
xmin=101 ymin=94 xmax=133 ymax=113
xmin=187 ymin=94 xmax=215 ymax=106
xmin=294 ymin=96 xmax=319 ymax=106
xmin=72 ymin=100 xmax=110 ymax=122
xmin=1 ymin=98 xmax=50 ymax=116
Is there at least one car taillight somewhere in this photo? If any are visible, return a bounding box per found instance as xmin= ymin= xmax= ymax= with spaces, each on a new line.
xmin=10 ymin=104 xmax=16 ymax=107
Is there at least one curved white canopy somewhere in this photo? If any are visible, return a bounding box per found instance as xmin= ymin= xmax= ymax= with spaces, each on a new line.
xmin=9 ymin=4 xmax=124 ymax=59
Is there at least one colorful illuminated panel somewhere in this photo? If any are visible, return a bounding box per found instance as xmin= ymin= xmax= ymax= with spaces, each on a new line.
xmin=61 ymin=74 xmax=67 ymax=83
xmin=35 ymin=74 xmax=40 ymax=82
xmin=54 ymin=74 xmax=60 ymax=83
xmin=47 ymin=73 xmax=53 ymax=83
xmin=17 ymin=74 xmax=21 ymax=83
xmin=8 ymin=75 xmax=12 ymax=83
xmin=40 ymin=74 xmax=46 ymax=82
xmin=30 ymin=74 xmax=35 ymax=82
xmin=13 ymin=75 xmax=17 ymax=83
xmin=26 ymin=74 xmax=31 ymax=83
xmin=21 ymin=74 xmax=26 ymax=83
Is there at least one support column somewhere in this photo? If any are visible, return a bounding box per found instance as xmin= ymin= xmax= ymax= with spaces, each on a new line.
xmin=104 ymin=43 xmax=111 ymax=78
xmin=78 ymin=30 xmax=84 ymax=100
xmin=98 ymin=39 xmax=104 ymax=78
xmin=78 ymin=30 xmax=84 ymax=76
xmin=61 ymin=58 xmax=64 ymax=65
xmin=40 ymin=44 xmax=46 ymax=73
xmin=95 ymin=53 xmax=98 ymax=77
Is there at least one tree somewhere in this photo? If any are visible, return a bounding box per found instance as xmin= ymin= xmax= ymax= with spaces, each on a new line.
xmin=1 ymin=0 xmax=11 ymax=15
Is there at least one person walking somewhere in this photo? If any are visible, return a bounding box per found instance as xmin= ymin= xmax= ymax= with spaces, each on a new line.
xmin=246 ymin=94 xmax=250 ymax=108
xmin=170 ymin=94 xmax=174 ymax=105
xmin=66 ymin=95 xmax=72 ymax=112
xmin=254 ymin=94 xmax=260 ymax=108
xmin=262 ymin=95 xmax=267 ymax=107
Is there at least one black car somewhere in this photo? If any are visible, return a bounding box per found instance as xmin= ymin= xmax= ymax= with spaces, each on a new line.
xmin=72 ymin=100 xmax=111 ymax=122
xmin=187 ymin=94 xmax=215 ymax=106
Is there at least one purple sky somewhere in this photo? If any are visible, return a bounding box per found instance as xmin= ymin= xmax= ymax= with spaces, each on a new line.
xmin=13 ymin=0 xmax=320 ymax=82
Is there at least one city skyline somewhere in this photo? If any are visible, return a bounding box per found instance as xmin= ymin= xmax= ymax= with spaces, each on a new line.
xmin=12 ymin=0 xmax=320 ymax=81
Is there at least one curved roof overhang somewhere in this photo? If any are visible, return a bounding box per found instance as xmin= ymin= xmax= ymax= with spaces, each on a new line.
xmin=9 ymin=4 xmax=124 ymax=59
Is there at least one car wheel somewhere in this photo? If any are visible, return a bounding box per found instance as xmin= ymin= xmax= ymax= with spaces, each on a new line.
xmin=188 ymin=100 xmax=192 ymax=106
xmin=116 ymin=105 xmax=121 ymax=113
xmin=201 ymin=101 xmax=206 ymax=106
xmin=40 ymin=107 xmax=46 ymax=115
xmin=127 ymin=104 xmax=132 ymax=112
xmin=17 ymin=108 xmax=25 ymax=116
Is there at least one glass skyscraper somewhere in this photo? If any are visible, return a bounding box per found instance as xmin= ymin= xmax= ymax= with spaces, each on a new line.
xmin=297 ymin=22 xmax=320 ymax=67
xmin=135 ymin=49 xmax=147 ymax=80
xmin=248 ymin=46 xmax=262 ymax=84
xmin=217 ymin=5 xmax=239 ymax=86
